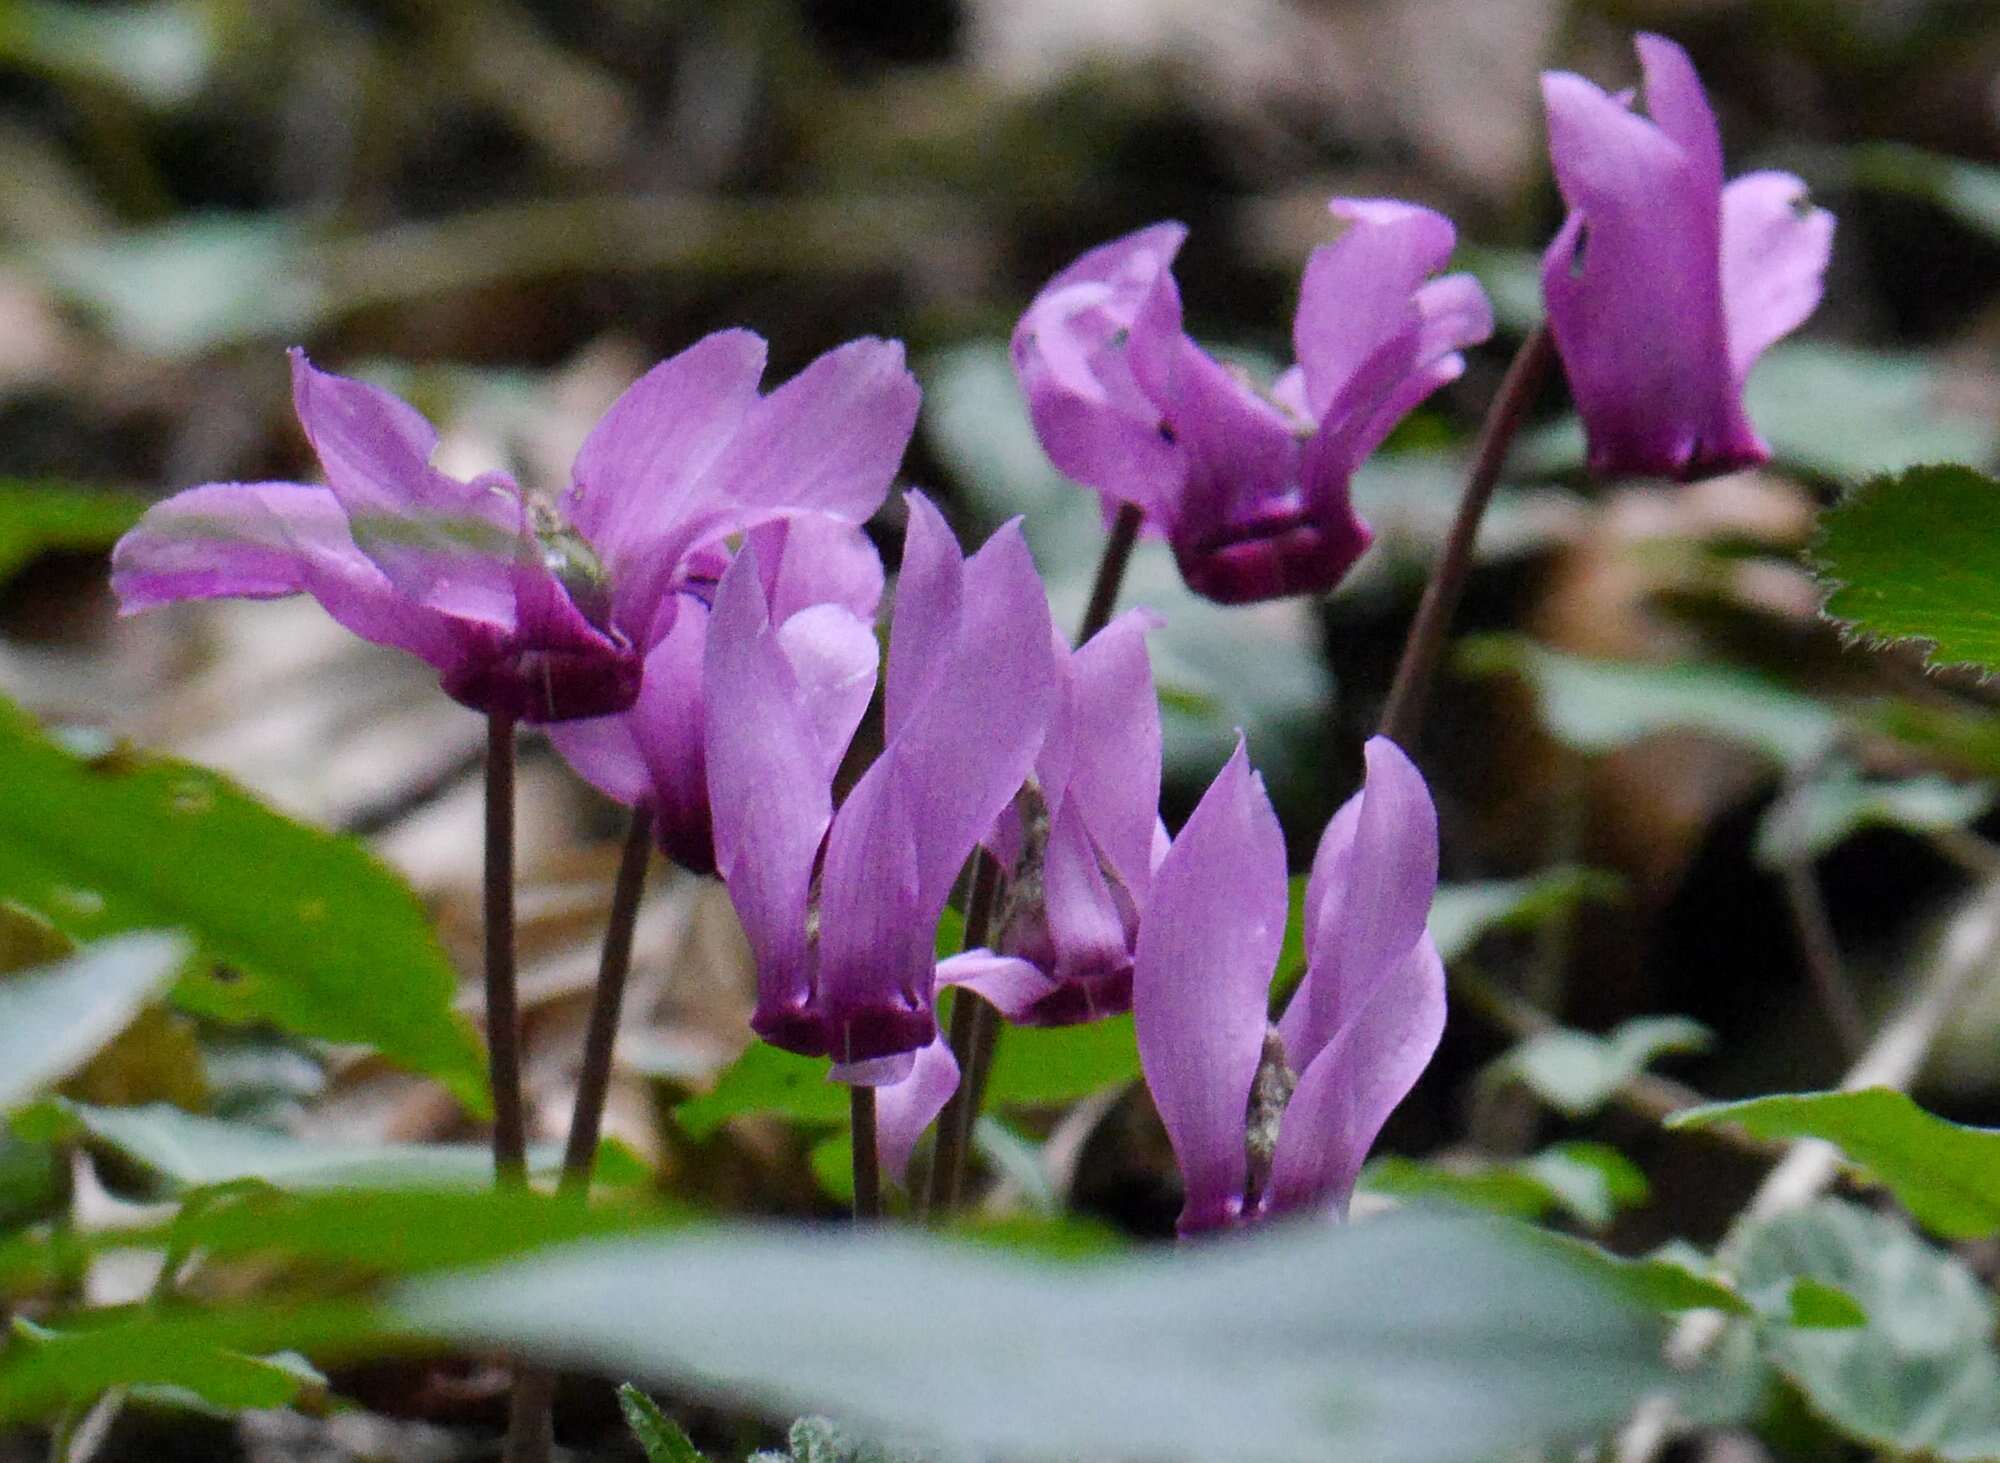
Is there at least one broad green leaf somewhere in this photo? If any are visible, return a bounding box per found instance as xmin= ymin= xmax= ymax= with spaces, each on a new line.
xmin=1428 ymin=868 xmax=1625 ymax=964
xmin=808 ymin=1131 xmax=852 ymax=1204
xmin=1491 ymin=1016 xmax=1711 ymax=1119
xmin=1784 ymin=1278 xmax=1867 ymax=1331
xmin=1359 ymin=1142 xmax=1647 ymax=1229
xmin=985 ymin=1016 xmax=1139 ymax=1106
xmin=18 ymin=1101 xmax=528 ymax=1193
xmin=1534 ymin=1234 xmax=1747 ymax=1317
xmin=1814 ymin=465 xmax=2000 ymax=674
xmin=619 ymin=1384 xmax=708 ymax=1463
xmin=1458 ymin=637 xmax=1837 ymax=768
xmin=1737 ymin=1199 xmax=2000 ymax=1459
xmin=1670 ymin=1088 xmax=2000 ymax=1240
xmin=0 ymin=699 xmax=487 ymax=1110
xmin=674 ymin=1044 xmax=846 ymax=1140
xmin=0 ymin=933 xmax=187 ymax=1112
xmin=399 ymin=1209 xmax=1703 ymax=1463
xmin=0 ymin=482 xmax=147 ymax=584
xmin=1755 ymin=769 xmax=1992 ymax=868
xmin=0 ymin=1303 xmax=373 ymax=1421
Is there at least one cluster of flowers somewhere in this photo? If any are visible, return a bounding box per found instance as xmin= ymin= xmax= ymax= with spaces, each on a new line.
xmin=109 ymin=36 xmax=1828 ymax=1233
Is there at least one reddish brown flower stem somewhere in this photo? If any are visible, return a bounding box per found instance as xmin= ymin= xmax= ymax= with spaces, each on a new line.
xmin=1378 ymin=326 xmax=1554 ymax=749
xmin=851 ymin=1085 xmax=883 ymax=1221
xmin=484 ymin=713 xmax=528 ymax=1187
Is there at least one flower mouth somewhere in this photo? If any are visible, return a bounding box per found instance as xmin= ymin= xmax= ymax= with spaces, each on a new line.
xmin=751 ymin=1001 xmax=936 ymax=1062
xmin=442 ymin=635 xmax=644 ymax=723
xmin=1178 ymin=513 xmax=1343 ymax=605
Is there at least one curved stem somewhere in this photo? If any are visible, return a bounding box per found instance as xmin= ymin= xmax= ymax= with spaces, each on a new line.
xmin=1078 ymin=502 xmax=1145 ymax=645
xmin=923 ymin=852 xmax=1003 ymax=1219
xmin=1377 ymin=326 xmax=1553 ymax=750
xmin=851 ymin=1085 xmax=882 ymax=1221
xmin=558 ymin=808 xmax=655 ymax=1199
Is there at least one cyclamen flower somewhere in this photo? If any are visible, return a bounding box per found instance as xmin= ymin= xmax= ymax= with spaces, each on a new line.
xmin=1134 ymin=736 xmax=1444 ymax=1234
xmin=112 ymin=335 xmax=915 ymax=753
xmin=704 ymin=493 xmax=1059 ymax=1079
xmin=937 ymin=608 xmax=1165 ymax=1025
xmin=1541 ymin=33 xmax=1834 ymax=479
xmin=1012 ymin=204 xmax=1492 ymax=605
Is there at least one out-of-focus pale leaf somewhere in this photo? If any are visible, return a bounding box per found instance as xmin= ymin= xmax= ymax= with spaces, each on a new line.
xmin=1737 ymin=1199 xmax=2000 ymax=1459
xmin=1490 ymin=1016 xmax=1711 ymax=1119
xmin=1755 ymin=770 xmax=1992 ymax=868
xmin=0 ymin=698 xmax=487 ymax=1110
xmin=1672 ymin=1088 xmax=2000 ymax=1240
xmin=1459 ymin=637 xmax=1838 ymax=768
xmin=1428 ymin=868 xmax=1625 ymax=964
xmin=0 ymin=482 xmax=146 ymax=584
xmin=1814 ymin=465 xmax=2000 ymax=675
xmin=1826 ymin=141 xmax=2000 ymax=242
xmin=31 ymin=214 xmax=323 ymax=356
xmin=1359 ymin=1141 xmax=1646 ymax=1229
xmin=15 ymin=1100 xmax=540 ymax=1193
xmin=399 ymin=1209 xmax=1702 ymax=1463
xmin=0 ymin=933 xmax=186 ymax=1113
xmin=0 ymin=1 xmax=212 ymax=106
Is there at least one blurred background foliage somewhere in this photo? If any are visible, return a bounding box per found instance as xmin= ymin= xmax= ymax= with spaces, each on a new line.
xmin=4 ymin=0 xmax=2000 ymax=1454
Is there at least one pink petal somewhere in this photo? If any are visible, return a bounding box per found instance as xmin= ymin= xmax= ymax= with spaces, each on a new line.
xmin=873 ymin=1033 xmax=962 ymax=1186
xmin=776 ymin=603 xmax=880 ymax=784
xmin=1293 ymin=200 xmax=1456 ymax=423
xmin=936 ymin=951 xmax=1059 ymax=1023
xmin=814 ymin=760 xmax=932 ymax=1062
xmin=1133 ymin=743 xmax=1287 ymax=1234
xmin=751 ymin=514 xmax=886 ymax=625
xmin=1634 ymin=33 xmax=1724 ymax=196
xmin=1721 ymin=171 xmax=1835 ymax=382
xmin=1265 ymin=933 xmax=1445 ymax=1219
xmin=1011 ymin=223 xmax=1190 ymax=519
xmin=1064 ymin=609 xmax=1164 ymax=900
xmin=1279 ymin=736 xmax=1438 ymax=1072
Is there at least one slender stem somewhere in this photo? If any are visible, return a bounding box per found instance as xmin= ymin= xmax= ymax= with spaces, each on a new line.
xmin=1078 ymin=502 xmax=1145 ymax=644
xmin=1614 ymin=881 xmax=2000 ymax=1463
xmin=557 ymin=808 xmax=655 ymax=1200
xmin=1778 ymin=859 xmax=1867 ymax=1061
xmin=923 ymin=852 xmax=1004 ymax=1219
xmin=485 ymin=715 xmax=528 ymax=1186
xmin=851 ymin=1085 xmax=882 ymax=1221
xmin=1377 ymin=326 xmax=1554 ymax=749
xmin=503 ymin=811 xmax=652 ymax=1463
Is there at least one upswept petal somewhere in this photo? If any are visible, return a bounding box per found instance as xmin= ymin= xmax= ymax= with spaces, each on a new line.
xmin=1314 ymin=272 xmax=1492 ymax=475
xmin=813 ymin=760 xmax=931 ymax=1062
xmin=565 ymin=329 xmax=767 ymax=590
xmin=883 ymin=493 xmax=963 ymax=744
xmin=1134 ymin=743 xmax=1287 ymax=1234
xmin=1720 ymin=171 xmax=1834 ymax=382
xmin=873 ymin=1033 xmax=961 ymax=1185
xmin=775 ymin=604 xmax=880 ymax=784
xmin=1292 ymin=200 xmax=1456 ymax=422
xmin=288 ymin=350 xmax=519 ymax=626
xmin=1064 ymin=609 xmax=1164 ymax=896
xmin=704 ymin=551 xmax=831 ymax=1036
xmin=1037 ymin=797 xmax=1137 ymax=1007
xmin=882 ymin=515 xmax=1059 ymax=915
xmin=751 ymin=514 xmax=885 ymax=625
xmin=1634 ymin=33 xmax=1724 ymax=196
xmin=1540 ymin=67 xmax=1732 ymax=477
xmin=543 ymin=708 xmax=652 ymax=811
xmin=1265 ymin=933 xmax=1445 ymax=1219
xmin=936 ymin=951 xmax=1060 ymax=1024
xmin=1011 ymin=222 xmax=1190 ymax=517
xmin=1280 ymin=736 xmax=1438 ymax=1070
xmin=701 ymin=338 xmax=917 ymax=529
xmin=110 ymin=481 xmax=466 ymax=666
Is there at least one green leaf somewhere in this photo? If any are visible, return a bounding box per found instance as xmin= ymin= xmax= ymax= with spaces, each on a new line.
xmin=985 ymin=1016 xmax=1139 ymax=1106
xmin=1814 ymin=465 xmax=2000 ymax=675
xmin=1458 ymin=637 xmax=1837 ymax=768
xmin=18 ymin=1101 xmax=528 ymax=1194
xmin=1491 ymin=1016 xmax=1711 ymax=1119
xmin=0 ymin=933 xmax=187 ymax=1112
xmin=0 ymin=699 xmax=487 ymax=1110
xmin=1784 ymin=1278 xmax=1867 ymax=1331
xmin=1737 ymin=1199 xmax=2000 ymax=1459
xmin=1533 ymin=1233 xmax=1748 ymax=1317
xmin=1428 ymin=869 xmax=1625 ymax=965
xmin=399 ymin=1209 xmax=1706 ymax=1463
xmin=808 ymin=1131 xmax=853 ymax=1204
xmin=1359 ymin=1142 xmax=1647 ymax=1230
xmin=0 ymin=482 xmax=147 ymax=584
xmin=619 ymin=1384 xmax=708 ymax=1463
xmin=1670 ymin=1088 xmax=2000 ymax=1240
xmin=1833 ymin=141 xmax=2000 ymax=244
xmin=1755 ymin=768 xmax=1993 ymax=868
xmin=674 ymin=1044 xmax=847 ymax=1140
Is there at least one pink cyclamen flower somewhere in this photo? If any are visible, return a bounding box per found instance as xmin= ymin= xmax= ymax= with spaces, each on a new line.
xmin=937 ymin=607 xmax=1165 ymax=1026
xmin=1541 ymin=33 xmax=1834 ymax=478
xmin=704 ymin=492 xmax=1060 ymax=1079
xmin=1134 ymin=736 xmax=1444 ymax=1235
xmin=1012 ymin=205 xmax=1492 ymax=605
xmin=112 ymin=334 xmax=915 ymax=753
